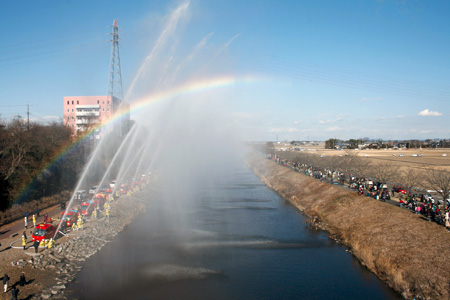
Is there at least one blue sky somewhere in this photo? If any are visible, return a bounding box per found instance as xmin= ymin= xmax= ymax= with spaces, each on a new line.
xmin=0 ymin=0 xmax=449 ymax=141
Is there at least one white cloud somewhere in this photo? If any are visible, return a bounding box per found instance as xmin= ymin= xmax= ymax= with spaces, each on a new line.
xmin=30 ymin=115 xmax=60 ymax=123
xmin=319 ymin=117 xmax=344 ymax=124
xmin=419 ymin=130 xmax=433 ymax=134
xmin=395 ymin=115 xmax=404 ymax=119
xmin=418 ymin=109 xmax=442 ymax=116
xmin=325 ymin=126 xmax=342 ymax=132
xmin=43 ymin=115 xmax=60 ymax=120
xmin=268 ymin=127 xmax=299 ymax=133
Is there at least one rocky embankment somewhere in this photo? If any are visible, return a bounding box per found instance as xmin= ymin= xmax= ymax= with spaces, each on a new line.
xmin=247 ymin=154 xmax=450 ymax=300
xmin=1 ymin=193 xmax=146 ymax=300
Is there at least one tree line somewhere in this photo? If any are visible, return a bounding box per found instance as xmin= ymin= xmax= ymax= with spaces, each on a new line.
xmin=324 ymin=138 xmax=450 ymax=149
xmin=0 ymin=117 xmax=91 ymax=211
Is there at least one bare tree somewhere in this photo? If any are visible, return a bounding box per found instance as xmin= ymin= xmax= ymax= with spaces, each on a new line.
xmin=0 ymin=117 xmax=31 ymax=180
xmin=399 ymin=168 xmax=422 ymax=194
xmin=351 ymin=156 xmax=372 ymax=179
xmin=368 ymin=162 xmax=398 ymax=185
xmin=425 ymin=169 xmax=450 ymax=207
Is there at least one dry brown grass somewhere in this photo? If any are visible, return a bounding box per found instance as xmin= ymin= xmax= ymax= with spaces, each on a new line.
xmin=248 ymin=154 xmax=450 ymax=300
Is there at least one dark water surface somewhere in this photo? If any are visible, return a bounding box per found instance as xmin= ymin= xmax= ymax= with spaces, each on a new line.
xmin=67 ymin=164 xmax=401 ymax=300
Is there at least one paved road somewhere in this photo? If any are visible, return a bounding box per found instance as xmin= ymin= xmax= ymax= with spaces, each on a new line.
xmin=0 ymin=203 xmax=66 ymax=242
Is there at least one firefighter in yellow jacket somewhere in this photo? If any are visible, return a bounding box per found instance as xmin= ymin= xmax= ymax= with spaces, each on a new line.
xmin=77 ymin=218 xmax=83 ymax=230
xmin=21 ymin=232 xmax=27 ymax=250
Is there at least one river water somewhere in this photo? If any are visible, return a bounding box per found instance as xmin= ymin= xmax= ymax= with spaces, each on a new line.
xmin=67 ymin=162 xmax=401 ymax=300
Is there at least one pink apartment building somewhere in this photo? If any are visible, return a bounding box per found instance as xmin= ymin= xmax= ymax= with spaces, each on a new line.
xmin=63 ymin=96 xmax=123 ymax=137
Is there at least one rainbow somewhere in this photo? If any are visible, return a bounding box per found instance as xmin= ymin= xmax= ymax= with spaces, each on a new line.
xmin=15 ymin=75 xmax=258 ymax=204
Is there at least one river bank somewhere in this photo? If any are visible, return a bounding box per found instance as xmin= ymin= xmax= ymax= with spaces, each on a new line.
xmin=247 ymin=154 xmax=450 ymax=300
xmin=0 ymin=191 xmax=146 ymax=300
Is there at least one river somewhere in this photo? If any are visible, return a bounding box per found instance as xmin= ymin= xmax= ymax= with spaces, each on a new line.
xmin=66 ymin=162 xmax=401 ymax=299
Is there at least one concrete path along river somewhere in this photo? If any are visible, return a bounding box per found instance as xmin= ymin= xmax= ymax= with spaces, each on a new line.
xmin=66 ymin=162 xmax=401 ymax=300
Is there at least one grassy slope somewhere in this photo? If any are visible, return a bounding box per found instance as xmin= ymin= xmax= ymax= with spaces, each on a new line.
xmin=248 ymin=155 xmax=450 ymax=300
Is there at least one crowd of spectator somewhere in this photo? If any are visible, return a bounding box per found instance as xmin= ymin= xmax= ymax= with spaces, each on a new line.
xmin=267 ymin=154 xmax=450 ymax=232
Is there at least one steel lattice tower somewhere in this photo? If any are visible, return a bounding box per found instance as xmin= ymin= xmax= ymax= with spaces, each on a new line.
xmin=107 ymin=19 xmax=123 ymax=101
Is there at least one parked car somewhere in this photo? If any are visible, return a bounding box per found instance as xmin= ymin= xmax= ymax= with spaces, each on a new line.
xmin=109 ymin=180 xmax=116 ymax=189
xmin=393 ymin=186 xmax=407 ymax=194
xmin=32 ymin=223 xmax=57 ymax=242
xmin=425 ymin=194 xmax=435 ymax=202
xmin=89 ymin=186 xmax=99 ymax=195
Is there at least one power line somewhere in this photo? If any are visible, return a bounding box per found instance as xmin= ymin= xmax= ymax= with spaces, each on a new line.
xmin=0 ymin=42 xmax=105 ymax=67
xmin=0 ymin=29 xmax=105 ymax=51
xmin=239 ymin=54 xmax=450 ymax=102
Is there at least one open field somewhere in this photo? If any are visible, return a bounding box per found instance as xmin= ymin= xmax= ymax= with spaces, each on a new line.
xmin=273 ymin=144 xmax=450 ymax=171
xmin=319 ymin=148 xmax=450 ymax=171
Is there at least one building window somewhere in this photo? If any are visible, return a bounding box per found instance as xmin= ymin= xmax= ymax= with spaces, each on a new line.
xmin=67 ymin=117 xmax=69 ymax=120
xmin=107 ymin=108 xmax=109 ymax=112
xmin=103 ymin=108 xmax=105 ymax=112
xmin=72 ymin=124 xmax=74 ymax=128
xmin=77 ymin=100 xmax=79 ymax=104
xmin=72 ymin=116 xmax=74 ymax=120
xmin=97 ymin=100 xmax=99 ymax=104
xmin=67 ymin=101 xmax=69 ymax=105
xmin=67 ymin=109 xmax=69 ymax=112
xmin=72 ymin=109 xmax=74 ymax=112
xmin=72 ymin=101 xmax=74 ymax=105
xmin=107 ymin=101 xmax=109 ymax=104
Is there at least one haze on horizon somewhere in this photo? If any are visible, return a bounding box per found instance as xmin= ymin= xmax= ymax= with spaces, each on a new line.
xmin=0 ymin=0 xmax=449 ymax=141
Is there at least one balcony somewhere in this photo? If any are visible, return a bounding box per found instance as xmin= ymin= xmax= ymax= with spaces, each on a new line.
xmin=76 ymin=119 xmax=100 ymax=125
xmin=76 ymin=111 xmax=100 ymax=117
